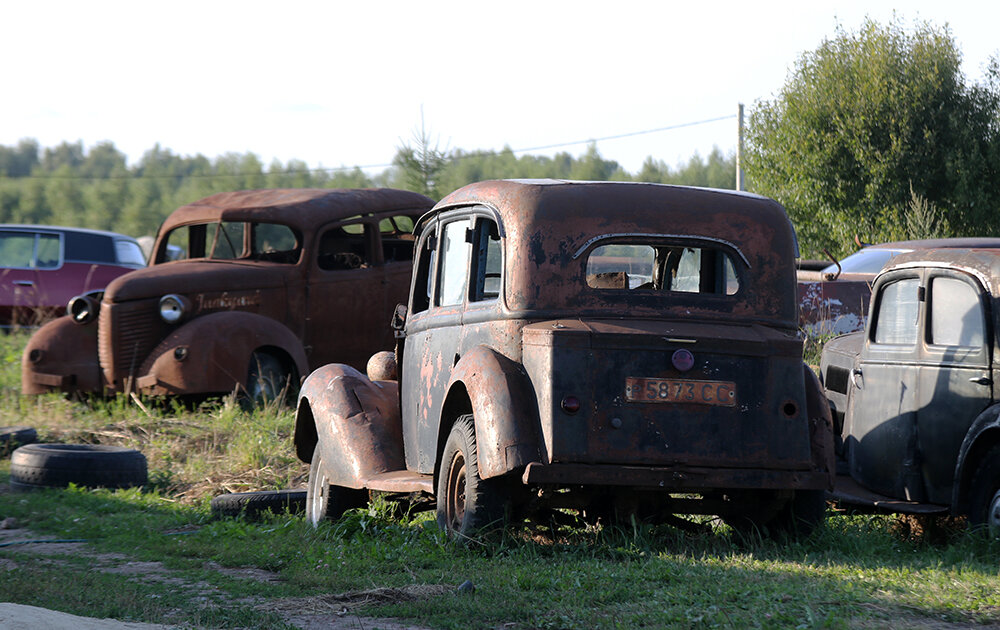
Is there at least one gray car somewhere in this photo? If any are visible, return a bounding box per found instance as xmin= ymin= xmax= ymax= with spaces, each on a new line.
xmin=821 ymin=247 xmax=1000 ymax=534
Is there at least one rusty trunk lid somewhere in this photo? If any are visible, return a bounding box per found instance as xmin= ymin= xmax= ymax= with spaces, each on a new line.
xmin=521 ymin=318 xmax=812 ymax=470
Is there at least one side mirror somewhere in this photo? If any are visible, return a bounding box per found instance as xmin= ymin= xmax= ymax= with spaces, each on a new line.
xmin=391 ymin=303 xmax=407 ymax=338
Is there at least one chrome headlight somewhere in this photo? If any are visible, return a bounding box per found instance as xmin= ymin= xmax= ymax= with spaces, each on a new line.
xmin=159 ymin=294 xmax=191 ymax=324
xmin=68 ymin=293 xmax=102 ymax=325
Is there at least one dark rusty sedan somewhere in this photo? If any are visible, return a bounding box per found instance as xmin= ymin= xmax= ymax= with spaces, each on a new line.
xmin=22 ymin=188 xmax=434 ymax=402
xmin=822 ymin=247 xmax=1000 ymax=534
xmin=294 ymin=179 xmax=835 ymax=538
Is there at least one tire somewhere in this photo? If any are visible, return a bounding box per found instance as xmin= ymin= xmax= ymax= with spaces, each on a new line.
xmin=435 ymin=414 xmax=509 ymax=537
xmin=9 ymin=444 xmax=147 ymax=491
xmin=243 ymin=351 xmax=295 ymax=407
xmin=0 ymin=426 xmax=37 ymax=454
xmin=211 ymin=490 xmax=306 ymax=520
xmin=969 ymin=444 xmax=1000 ymax=537
xmin=305 ymin=444 xmax=367 ymax=527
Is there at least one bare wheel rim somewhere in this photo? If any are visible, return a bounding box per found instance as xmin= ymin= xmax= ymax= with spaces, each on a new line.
xmin=988 ymin=489 xmax=1000 ymax=538
xmin=307 ymin=452 xmax=329 ymax=526
xmin=444 ymin=451 xmax=467 ymax=531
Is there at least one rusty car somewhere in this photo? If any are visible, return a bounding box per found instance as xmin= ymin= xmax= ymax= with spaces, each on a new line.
xmin=0 ymin=225 xmax=145 ymax=329
xmin=294 ymin=179 xmax=836 ymax=538
xmin=798 ymin=238 xmax=1000 ymax=337
xmin=21 ymin=188 xmax=434 ymax=402
xmin=821 ymin=247 xmax=1000 ymax=534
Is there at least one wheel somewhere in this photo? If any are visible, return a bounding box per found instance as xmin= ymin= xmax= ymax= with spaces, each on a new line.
xmin=244 ymin=351 xmax=295 ymax=407
xmin=969 ymin=444 xmax=1000 ymax=536
xmin=0 ymin=426 xmax=37 ymax=454
xmin=435 ymin=414 xmax=509 ymax=537
xmin=210 ymin=490 xmax=307 ymax=520
xmin=10 ymin=444 xmax=147 ymax=491
xmin=305 ymin=444 xmax=367 ymax=527
xmin=725 ymin=489 xmax=826 ymax=540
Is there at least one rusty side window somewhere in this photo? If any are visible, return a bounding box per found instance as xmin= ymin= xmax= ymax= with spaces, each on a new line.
xmin=437 ymin=218 xmax=472 ymax=306
xmin=317 ymin=224 xmax=370 ymax=271
xmin=872 ymin=278 xmax=920 ymax=346
xmin=586 ymin=243 xmax=739 ymax=295
xmin=251 ymin=223 xmax=300 ymax=263
xmin=929 ymin=276 xmax=984 ymax=348
xmin=410 ymin=226 xmax=438 ymax=314
xmin=381 ymin=215 xmax=418 ymax=263
xmin=470 ymin=218 xmax=501 ymax=302
xmin=161 ymin=222 xmax=300 ymax=263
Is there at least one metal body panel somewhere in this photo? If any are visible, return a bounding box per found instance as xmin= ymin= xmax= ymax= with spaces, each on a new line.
xmin=21 ymin=314 xmax=102 ymax=394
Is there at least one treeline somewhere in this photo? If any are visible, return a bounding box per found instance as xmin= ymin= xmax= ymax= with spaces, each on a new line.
xmin=0 ymin=139 xmax=735 ymax=238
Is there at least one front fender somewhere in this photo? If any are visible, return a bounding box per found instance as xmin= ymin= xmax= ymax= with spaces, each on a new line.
xmin=21 ymin=315 xmax=102 ymax=395
xmin=952 ymin=403 xmax=1000 ymax=514
xmin=294 ymin=363 xmax=403 ymax=489
xmin=803 ymin=363 xmax=836 ymax=489
xmin=447 ymin=346 xmax=543 ymax=480
xmin=136 ymin=311 xmax=308 ymax=395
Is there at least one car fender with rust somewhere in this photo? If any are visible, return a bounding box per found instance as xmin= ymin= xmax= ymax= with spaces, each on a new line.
xmin=445 ymin=346 xmax=543 ymax=480
xmin=136 ymin=311 xmax=308 ymax=396
xmin=951 ymin=403 xmax=1000 ymax=514
xmin=293 ymin=363 xmax=404 ymax=489
xmin=803 ymin=363 xmax=836 ymax=489
xmin=21 ymin=315 xmax=102 ymax=395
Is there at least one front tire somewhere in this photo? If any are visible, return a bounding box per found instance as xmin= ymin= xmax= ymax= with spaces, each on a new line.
xmin=969 ymin=444 xmax=1000 ymax=537
xmin=435 ymin=414 xmax=508 ymax=537
xmin=305 ymin=444 xmax=367 ymax=527
xmin=244 ymin=351 xmax=294 ymax=407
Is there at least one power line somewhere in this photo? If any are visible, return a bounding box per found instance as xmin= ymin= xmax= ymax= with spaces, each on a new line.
xmin=4 ymin=113 xmax=738 ymax=181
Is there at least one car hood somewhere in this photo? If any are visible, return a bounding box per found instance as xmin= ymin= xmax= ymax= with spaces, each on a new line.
xmin=102 ymin=261 xmax=290 ymax=303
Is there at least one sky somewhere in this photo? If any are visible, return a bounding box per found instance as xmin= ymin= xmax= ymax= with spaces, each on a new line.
xmin=4 ymin=1 xmax=999 ymax=176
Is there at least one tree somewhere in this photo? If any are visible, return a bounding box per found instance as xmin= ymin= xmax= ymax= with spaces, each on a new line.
xmin=393 ymin=113 xmax=448 ymax=198
xmin=745 ymin=17 xmax=1000 ymax=257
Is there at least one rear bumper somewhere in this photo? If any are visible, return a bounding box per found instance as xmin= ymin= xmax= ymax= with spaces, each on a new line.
xmin=522 ymin=462 xmax=832 ymax=491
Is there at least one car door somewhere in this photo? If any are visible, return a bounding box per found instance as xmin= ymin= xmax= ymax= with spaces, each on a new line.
xmin=915 ymin=270 xmax=993 ymax=504
xmin=0 ymin=230 xmax=62 ymax=326
xmin=845 ymin=272 xmax=923 ymax=499
xmin=400 ymin=213 xmax=474 ymax=474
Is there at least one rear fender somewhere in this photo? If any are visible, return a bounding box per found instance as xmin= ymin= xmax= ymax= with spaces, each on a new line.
xmin=952 ymin=404 xmax=1000 ymax=514
xmin=21 ymin=315 xmax=102 ymax=394
xmin=137 ymin=311 xmax=308 ymax=395
xmin=446 ymin=346 xmax=542 ymax=480
xmin=294 ymin=363 xmax=404 ymax=489
xmin=804 ymin=363 xmax=836 ymax=489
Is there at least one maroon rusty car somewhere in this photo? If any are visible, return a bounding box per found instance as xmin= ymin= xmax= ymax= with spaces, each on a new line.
xmin=22 ymin=188 xmax=434 ymax=401
xmin=294 ymin=179 xmax=835 ymax=538
xmin=0 ymin=225 xmax=145 ymax=329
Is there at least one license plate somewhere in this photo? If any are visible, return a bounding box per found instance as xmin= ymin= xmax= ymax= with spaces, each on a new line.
xmin=625 ymin=377 xmax=737 ymax=406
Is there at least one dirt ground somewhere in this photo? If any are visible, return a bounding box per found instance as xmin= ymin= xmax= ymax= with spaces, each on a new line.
xmin=0 ymin=526 xmax=438 ymax=629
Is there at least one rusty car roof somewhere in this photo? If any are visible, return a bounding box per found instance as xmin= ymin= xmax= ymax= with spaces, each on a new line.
xmin=160 ymin=188 xmax=435 ymax=233
xmin=432 ymin=179 xmax=800 ymax=325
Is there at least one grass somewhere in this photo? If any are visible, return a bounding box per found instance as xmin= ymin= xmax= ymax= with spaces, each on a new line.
xmin=1 ymin=331 xmax=999 ymax=628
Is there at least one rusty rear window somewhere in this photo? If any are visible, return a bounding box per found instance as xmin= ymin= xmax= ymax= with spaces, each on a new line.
xmin=585 ymin=241 xmax=742 ymax=295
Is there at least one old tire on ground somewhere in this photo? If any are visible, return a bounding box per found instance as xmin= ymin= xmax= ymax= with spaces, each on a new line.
xmin=9 ymin=444 xmax=147 ymax=491
xmin=306 ymin=444 xmax=368 ymax=527
xmin=211 ymin=490 xmax=307 ymax=520
xmin=436 ymin=414 xmax=509 ymax=538
xmin=969 ymin=444 xmax=1000 ymax=537
xmin=244 ymin=351 xmax=295 ymax=407
xmin=0 ymin=427 xmax=37 ymax=453
xmin=725 ymin=489 xmax=826 ymax=541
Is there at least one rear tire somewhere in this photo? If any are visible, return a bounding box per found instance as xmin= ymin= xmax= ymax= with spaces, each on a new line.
xmin=305 ymin=444 xmax=367 ymax=527
xmin=725 ymin=489 xmax=826 ymax=540
xmin=10 ymin=444 xmax=147 ymax=491
xmin=436 ymin=414 xmax=509 ymax=537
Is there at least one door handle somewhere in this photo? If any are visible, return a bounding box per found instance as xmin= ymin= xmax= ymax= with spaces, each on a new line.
xmin=850 ymin=368 xmax=862 ymax=389
xmin=13 ymin=280 xmax=33 ymax=287
xmin=969 ymin=376 xmax=993 ymax=386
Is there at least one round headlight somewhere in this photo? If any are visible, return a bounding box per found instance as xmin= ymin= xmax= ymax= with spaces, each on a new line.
xmin=159 ymin=294 xmax=190 ymax=324
xmin=68 ymin=294 xmax=101 ymax=325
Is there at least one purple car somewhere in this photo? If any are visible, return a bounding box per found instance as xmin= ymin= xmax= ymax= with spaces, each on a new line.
xmin=0 ymin=225 xmax=145 ymax=329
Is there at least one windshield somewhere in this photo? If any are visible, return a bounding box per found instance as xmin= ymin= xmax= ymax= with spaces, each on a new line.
xmin=159 ymin=221 xmax=300 ymax=264
xmin=823 ymin=248 xmax=909 ymax=274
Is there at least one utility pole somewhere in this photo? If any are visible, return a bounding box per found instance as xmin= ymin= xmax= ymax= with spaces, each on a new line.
xmin=736 ymin=103 xmax=745 ymax=191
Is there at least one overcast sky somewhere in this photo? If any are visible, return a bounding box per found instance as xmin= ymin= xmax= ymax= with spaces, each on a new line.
xmin=5 ymin=1 xmax=998 ymax=175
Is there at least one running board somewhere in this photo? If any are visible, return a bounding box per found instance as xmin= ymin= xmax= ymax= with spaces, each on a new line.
xmin=365 ymin=470 xmax=434 ymax=494
xmin=829 ymin=474 xmax=948 ymax=515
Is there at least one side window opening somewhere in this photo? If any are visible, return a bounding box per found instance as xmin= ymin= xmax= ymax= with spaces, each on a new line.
xmin=317 ymin=224 xmax=370 ymax=270
xmin=207 ymin=222 xmax=244 ymax=260
xmin=381 ymin=214 xmax=419 ymax=263
xmin=585 ymin=243 xmax=740 ymax=295
xmin=872 ymin=278 xmax=920 ymax=345
xmin=410 ymin=228 xmax=437 ymax=314
xmin=251 ymin=223 xmax=300 ymax=263
xmin=35 ymin=234 xmax=61 ymax=268
xmin=929 ymin=276 xmax=984 ymax=348
xmin=471 ymin=218 xmax=501 ymax=302
xmin=436 ymin=219 xmax=472 ymax=307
